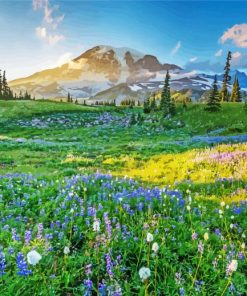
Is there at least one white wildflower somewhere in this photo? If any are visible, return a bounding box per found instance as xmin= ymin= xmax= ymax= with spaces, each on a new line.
xmin=139 ymin=267 xmax=151 ymax=282
xmin=93 ymin=219 xmax=100 ymax=232
xmin=227 ymin=259 xmax=238 ymax=275
xmin=220 ymin=201 xmax=225 ymax=207
xmin=152 ymin=242 xmax=159 ymax=253
xmin=64 ymin=246 xmax=70 ymax=255
xmin=27 ymin=250 xmax=42 ymax=265
xmin=146 ymin=233 xmax=153 ymax=243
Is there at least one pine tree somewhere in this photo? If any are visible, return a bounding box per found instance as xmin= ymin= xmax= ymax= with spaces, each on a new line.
xmin=206 ymin=75 xmax=221 ymax=112
xmin=169 ymin=98 xmax=176 ymax=116
xmin=150 ymin=93 xmax=157 ymax=111
xmin=2 ymin=71 xmax=9 ymax=99
xmin=143 ymin=98 xmax=151 ymax=113
xmin=67 ymin=92 xmax=71 ymax=103
xmin=160 ymin=70 xmax=175 ymax=117
xmin=231 ymin=75 xmax=242 ymax=102
xmin=221 ymin=51 xmax=232 ymax=102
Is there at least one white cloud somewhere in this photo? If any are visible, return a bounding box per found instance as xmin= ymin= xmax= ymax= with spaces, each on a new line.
xmin=56 ymin=52 xmax=73 ymax=66
xmin=189 ymin=56 xmax=198 ymax=62
xmin=171 ymin=41 xmax=181 ymax=56
xmin=220 ymin=24 xmax=247 ymax=48
xmin=33 ymin=0 xmax=64 ymax=45
xmin=47 ymin=34 xmax=64 ymax=45
xmin=215 ymin=49 xmax=223 ymax=57
xmin=36 ymin=26 xmax=47 ymax=39
xmin=33 ymin=0 xmax=48 ymax=10
xmin=232 ymin=51 xmax=241 ymax=59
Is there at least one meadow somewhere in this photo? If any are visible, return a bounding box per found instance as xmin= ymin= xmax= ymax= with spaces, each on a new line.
xmin=0 ymin=100 xmax=246 ymax=295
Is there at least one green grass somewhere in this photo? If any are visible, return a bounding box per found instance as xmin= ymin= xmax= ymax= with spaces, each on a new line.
xmin=0 ymin=100 xmax=246 ymax=178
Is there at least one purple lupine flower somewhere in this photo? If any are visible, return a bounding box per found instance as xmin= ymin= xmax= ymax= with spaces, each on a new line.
xmin=215 ymin=228 xmax=221 ymax=237
xmin=105 ymin=253 xmax=114 ymax=278
xmin=24 ymin=230 xmax=32 ymax=245
xmin=8 ymin=247 xmax=14 ymax=255
xmin=104 ymin=213 xmax=112 ymax=239
xmin=192 ymin=232 xmax=198 ymax=240
xmin=194 ymin=280 xmax=204 ymax=292
xmin=0 ymin=252 xmax=6 ymax=276
xmin=229 ymin=283 xmax=236 ymax=293
xmin=212 ymin=258 xmax=218 ymax=269
xmin=16 ymin=253 xmax=32 ymax=276
xmin=198 ymin=241 xmax=204 ymax=254
xmin=98 ymin=283 xmax=107 ymax=296
xmin=238 ymin=252 xmax=245 ymax=260
xmin=85 ymin=264 xmax=92 ymax=276
xmin=12 ymin=228 xmax=20 ymax=241
xmin=179 ymin=287 xmax=185 ymax=296
xmin=83 ymin=279 xmax=93 ymax=296
xmin=36 ymin=223 xmax=43 ymax=240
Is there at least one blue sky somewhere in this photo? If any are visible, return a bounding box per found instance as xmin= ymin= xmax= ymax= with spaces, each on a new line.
xmin=0 ymin=1 xmax=247 ymax=79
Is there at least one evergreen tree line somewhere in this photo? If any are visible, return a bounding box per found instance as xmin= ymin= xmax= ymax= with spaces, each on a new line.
xmin=95 ymin=100 xmax=116 ymax=106
xmin=144 ymin=70 xmax=176 ymax=117
xmin=206 ymin=51 xmax=243 ymax=112
xmin=0 ymin=69 xmax=33 ymax=100
xmin=120 ymin=99 xmax=141 ymax=107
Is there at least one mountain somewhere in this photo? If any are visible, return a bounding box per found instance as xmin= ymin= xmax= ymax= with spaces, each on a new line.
xmin=9 ymin=45 xmax=181 ymax=100
xmin=202 ymin=70 xmax=247 ymax=89
xmin=9 ymin=45 xmax=247 ymax=103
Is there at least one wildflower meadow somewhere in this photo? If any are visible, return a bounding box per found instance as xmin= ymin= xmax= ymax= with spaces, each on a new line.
xmin=0 ymin=101 xmax=246 ymax=295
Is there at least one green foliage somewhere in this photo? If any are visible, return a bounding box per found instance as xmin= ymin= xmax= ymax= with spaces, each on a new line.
xmin=143 ymin=99 xmax=151 ymax=114
xmin=0 ymin=69 xmax=32 ymax=101
xmin=244 ymin=101 xmax=247 ymax=113
xmin=231 ymin=75 xmax=242 ymax=102
xmin=221 ymin=51 xmax=232 ymax=102
xmin=120 ymin=99 xmax=135 ymax=106
xmin=160 ymin=71 xmax=176 ymax=117
xmin=205 ymin=75 xmax=221 ymax=112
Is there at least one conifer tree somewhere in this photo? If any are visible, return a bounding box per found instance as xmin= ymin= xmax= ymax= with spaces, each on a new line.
xmin=169 ymin=97 xmax=176 ymax=116
xmin=221 ymin=51 xmax=232 ymax=102
xmin=206 ymin=75 xmax=221 ymax=112
xmin=150 ymin=93 xmax=157 ymax=111
xmin=143 ymin=98 xmax=151 ymax=113
xmin=231 ymin=75 xmax=242 ymax=102
xmin=160 ymin=70 xmax=176 ymax=117
xmin=2 ymin=71 xmax=9 ymax=99
xmin=67 ymin=92 xmax=71 ymax=103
